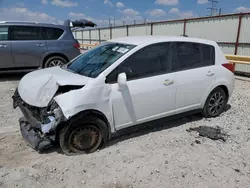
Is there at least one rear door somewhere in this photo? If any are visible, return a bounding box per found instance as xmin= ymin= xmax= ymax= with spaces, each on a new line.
xmin=10 ymin=26 xmax=47 ymax=68
xmin=172 ymin=42 xmax=216 ymax=114
xmin=42 ymin=26 xmax=64 ymax=52
xmin=0 ymin=26 xmax=14 ymax=68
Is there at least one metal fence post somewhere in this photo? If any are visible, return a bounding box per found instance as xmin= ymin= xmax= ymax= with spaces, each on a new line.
xmin=235 ymin=14 xmax=243 ymax=55
xmin=89 ymin=30 xmax=91 ymax=44
xmin=98 ymin=28 xmax=101 ymax=43
xmin=110 ymin=27 xmax=112 ymax=39
xmin=150 ymin=23 xmax=153 ymax=35
xmin=126 ymin=25 xmax=129 ymax=36
xmin=81 ymin=30 xmax=83 ymax=44
xmin=183 ymin=19 xmax=187 ymax=36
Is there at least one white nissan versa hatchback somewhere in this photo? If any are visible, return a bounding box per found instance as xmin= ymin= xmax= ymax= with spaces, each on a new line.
xmin=13 ymin=36 xmax=235 ymax=154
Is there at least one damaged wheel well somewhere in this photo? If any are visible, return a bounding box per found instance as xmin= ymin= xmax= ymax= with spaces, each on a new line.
xmin=55 ymin=110 xmax=111 ymax=143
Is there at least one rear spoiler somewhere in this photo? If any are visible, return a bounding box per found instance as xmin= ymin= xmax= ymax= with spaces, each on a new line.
xmin=64 ymin=19 xmax=97 ymax=29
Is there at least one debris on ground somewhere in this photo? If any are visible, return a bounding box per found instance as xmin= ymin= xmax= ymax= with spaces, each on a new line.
xmin=186 ymin=126 xmax=228 ymax=142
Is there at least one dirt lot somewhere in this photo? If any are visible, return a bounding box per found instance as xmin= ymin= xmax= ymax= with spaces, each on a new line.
xmin=0 ymin=75 xmax=250 ymax=188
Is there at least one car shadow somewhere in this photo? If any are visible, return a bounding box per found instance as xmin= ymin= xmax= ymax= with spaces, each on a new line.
xmin=105 ymin=113 xmax=203 ymax=148
xmin=41 ymin=105 xmax=232 ymax=155
xmin=0 ymin=72 xmax=27 ymax=81
xmin=105 ymin=104 xmax=231 ymax=149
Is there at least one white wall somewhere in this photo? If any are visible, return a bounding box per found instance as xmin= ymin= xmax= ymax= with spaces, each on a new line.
xmin=153 ymin=22 xmax=183 ymax=36
xmin=186 ymin=16 xmax=239 ymax=42
xmin=74 ymin=14 xmax=250 ymax=58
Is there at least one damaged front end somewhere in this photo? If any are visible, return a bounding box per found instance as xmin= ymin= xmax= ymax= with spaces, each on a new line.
xmin=12 ymin=89 xmax=66 ymax=151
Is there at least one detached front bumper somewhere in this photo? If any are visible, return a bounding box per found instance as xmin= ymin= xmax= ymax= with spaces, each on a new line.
xmin=13 ymin=89 xmax=58 ymax=152
xmin=19 ymin=117 xmax=53 ymax=151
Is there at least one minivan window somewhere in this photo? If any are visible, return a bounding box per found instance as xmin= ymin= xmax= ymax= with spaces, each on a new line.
xmin=67 ymin=42 xmax=135 ymax=78
xmin=172 ymin=42 xmax=215 ymax=71
xmin=42 ymin=27 xmax=64 ymax=40
xmin=106 ymin=43 xmax=170 ymax=83
xmin=0 ymin=26 xmax=8 ymax=40
xmin=10 ymin=26 xmax=41 ymax=40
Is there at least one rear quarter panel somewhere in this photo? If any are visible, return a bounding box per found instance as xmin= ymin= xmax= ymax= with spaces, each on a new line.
xmin=200 ymin=44 xmax=235 ymax=108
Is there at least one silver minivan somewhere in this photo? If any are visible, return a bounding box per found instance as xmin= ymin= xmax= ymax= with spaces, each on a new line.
xmin=0 ymin=20 xmax=95 ymax=71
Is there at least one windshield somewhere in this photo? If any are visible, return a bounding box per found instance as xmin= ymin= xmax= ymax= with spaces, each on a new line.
xmin=66 ymin=42 xmax=136 ymax=78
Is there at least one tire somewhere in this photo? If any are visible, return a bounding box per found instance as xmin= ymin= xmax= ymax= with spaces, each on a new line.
xmin=59 ymin=116 xmax=106 ymax=155
xmin=202 ymin=87 xmax=227 ymax=118
xmin=44 ymin=56 xmax=67 ymax=68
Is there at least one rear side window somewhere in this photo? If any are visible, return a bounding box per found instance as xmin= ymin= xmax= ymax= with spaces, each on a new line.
xmin=10 ymin=26 xmax=41 ymax=40
xmin=172 ymin=42 xmax=215 ymax=72
xmin=42 ymin=27 xmax=64 ymax=40
xmin=0 ymin=26 xmax=8 ymax=40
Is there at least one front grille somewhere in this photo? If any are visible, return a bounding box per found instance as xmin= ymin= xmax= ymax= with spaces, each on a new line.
xmin=13 ymin=89 xmax=48 ymax=123
xmin=25 ymin=104 xmax=47 ymax=122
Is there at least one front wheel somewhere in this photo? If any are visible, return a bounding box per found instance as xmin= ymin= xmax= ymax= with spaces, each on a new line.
xmin=59 ymin=117 xmax=105 ymax=155
xmin=202 ymin=87 xmax=227 ymax=118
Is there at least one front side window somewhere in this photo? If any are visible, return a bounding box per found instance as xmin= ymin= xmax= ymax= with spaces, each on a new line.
xmin=66 ymin=42 xmax=135 ymax=78
xmin=106 ymin=43 xmax=170 ymax=83
xmin=10 ymin=26 xmax=41 ymax=40
xmin=42 ymin=27 xmax=64 ymax=40
xmin=0 ymin=26 xmax=8 ymax=41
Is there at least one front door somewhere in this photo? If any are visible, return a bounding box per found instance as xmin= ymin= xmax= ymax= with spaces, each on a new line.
xmin=10 ymin=26 xmax=47 ymax=68
xmin=106 ymin=42 xmax=176 ymax=130
xmin=0 ymin=26 xmax=14 ymax=69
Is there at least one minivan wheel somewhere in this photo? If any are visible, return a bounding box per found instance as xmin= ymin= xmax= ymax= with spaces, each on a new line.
xmin=44 ymin=56 xmax=67 ymax=68
xmin=59 ymin=117 xmax=104 ymax=155
xmin=202 ymin=87 xmax=227 ymax=118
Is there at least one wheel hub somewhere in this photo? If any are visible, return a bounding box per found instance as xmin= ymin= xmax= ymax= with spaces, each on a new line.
xmin=69 ymin=126 xmax=100 ymax=153
xmin=208 ymin=92 xmax=224 ymax=115
xmin=48 ymin=60 xmax=64 ymax=67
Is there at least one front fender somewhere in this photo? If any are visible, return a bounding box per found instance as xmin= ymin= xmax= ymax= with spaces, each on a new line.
xmin=54 ymin=84 xmax=115 ymax=132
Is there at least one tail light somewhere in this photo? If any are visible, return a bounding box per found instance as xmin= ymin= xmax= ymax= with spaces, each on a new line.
xmin=73 ymin=43 xmax=80 ymax=49
xmin=222 ymin=63 xmax=235 ymax=73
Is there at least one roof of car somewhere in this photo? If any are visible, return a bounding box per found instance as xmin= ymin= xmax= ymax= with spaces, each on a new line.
xmin=108 ymin=36 xmax=216 ymax=46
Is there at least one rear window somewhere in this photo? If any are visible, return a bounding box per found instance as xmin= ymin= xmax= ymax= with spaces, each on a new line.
xmin=10 ymin=26 xmax=41 ymax=40
xmin=42 ymin=27 xmax=64 ymax=40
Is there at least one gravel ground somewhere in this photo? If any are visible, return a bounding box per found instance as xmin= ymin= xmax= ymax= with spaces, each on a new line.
xmin=0 ymin=76 xmax=250 ymax=188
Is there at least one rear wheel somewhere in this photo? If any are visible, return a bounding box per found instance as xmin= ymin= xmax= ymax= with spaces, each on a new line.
xmin=59 ymin=117 xmax=105 ymax=155
xmin=202 ymin=87 xmax=227 ymax=118
xmin=44 ymin=56 xmax=67 ymax=68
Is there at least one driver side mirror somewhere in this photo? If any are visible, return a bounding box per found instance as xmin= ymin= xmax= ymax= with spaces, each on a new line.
xmin=117 ymin=72 xmax=127 ymax=91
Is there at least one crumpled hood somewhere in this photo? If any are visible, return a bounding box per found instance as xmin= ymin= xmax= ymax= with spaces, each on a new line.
xmin=18 ymin=66 xmax=92 ymax=107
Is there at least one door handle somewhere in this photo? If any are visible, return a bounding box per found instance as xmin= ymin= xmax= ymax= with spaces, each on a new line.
xmin=207 ymin=71 xmax=214 ymax=77
xmin=0 ymin=44 xmax=7 ymax=48
xmin=36 ymin=43 xmax=45 ymax=47
xmin=163 ymin=79 xmax=174 ymax=86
